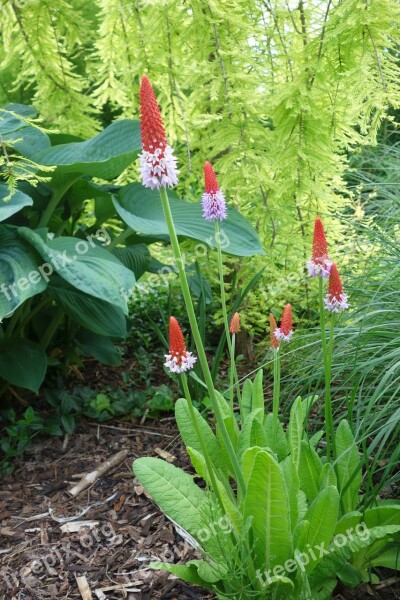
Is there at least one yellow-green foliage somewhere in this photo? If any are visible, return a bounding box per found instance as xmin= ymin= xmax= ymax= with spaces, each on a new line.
xmin=0 ymin=0 xmax=399 ymax=328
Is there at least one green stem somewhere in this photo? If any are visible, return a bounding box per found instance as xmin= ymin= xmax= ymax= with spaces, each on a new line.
xmin=215 ymin=222 xmax=233 ymax=357
xmin=181 ymin=374 xmax=225 ymax=508
xmin=38 ymin=177 xmax=80 ymax=229
xmin=229 ymin=334 xmax=235 ymax=416
xmin=40 ymin=308 xmax=63 ymax=350
xmin=108 ymin=227 xmax=132 ymax=250
xmin=272 ymin=348 xmax=281 ymax=448
xmin=159 ymin=187 xmax=245 ymax=497
xmin=327 ymin=317 xmax=336 ymax=460
xmin=319 ymin=276 xmax=335 ymax=461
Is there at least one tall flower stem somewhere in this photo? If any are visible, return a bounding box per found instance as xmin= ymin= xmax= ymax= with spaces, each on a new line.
xmin=272 ymin=348 xmax=281 ymax=447
xmin=319 ymin=277 xmax=335 ymax=461
xmin=181 ymin=374 xmax=226 ymax=510
xmin=215 ymin=222 xmax=241 ymax=410
xmin=159 ymin=187 xmax=246 ymax=497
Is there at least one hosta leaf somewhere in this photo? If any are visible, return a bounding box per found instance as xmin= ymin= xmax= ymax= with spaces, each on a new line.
xmin=0 ymin=226 xmax=47 ymax=319
xmin=36 ymin=120 xmax=141 ymax=178
xmin=112 ymin=243 xmax=151 ymax=279
xmin=18 ymin=229 xmax=135 ymax=314
xmin=0 ymin=338 xmax=47 ymax=392
xmin=0 ymin=185 xmax=33 ymax=220
xmin=113 ymin=183 xmax=264 ymax=257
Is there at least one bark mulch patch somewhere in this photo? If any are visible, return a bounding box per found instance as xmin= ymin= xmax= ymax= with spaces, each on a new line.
xmin=0 ymin=418 xmax=399 ymax=600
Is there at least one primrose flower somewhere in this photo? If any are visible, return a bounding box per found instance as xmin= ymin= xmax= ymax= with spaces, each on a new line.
xmin=324 ymin=264 xmax=349 ymax=312
xmin=164 ymin=316 xmax=197 ymax=374
xmin=139 ymin=75 xmax=179 ymax=190
xmin=229 ymin=312 xmax=240 ymax=334
xmin=307 ymin=216 xmax=332 ymax=277
xmin=202 ymin=162 xmax=227 ymax=221
xmin=274 ymin=304 xmax=293 ymax=342
xmin=269 ymin=313 xmax=280 ymax=349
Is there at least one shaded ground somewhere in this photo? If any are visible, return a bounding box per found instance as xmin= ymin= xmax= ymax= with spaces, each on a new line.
xmin=1 ymin=417 xmax=399 ymax=600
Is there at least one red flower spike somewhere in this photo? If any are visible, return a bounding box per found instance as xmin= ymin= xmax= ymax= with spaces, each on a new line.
xmin=204 ymin=161 xmax=220 ymax=194
xmin=230 ymin=312 xmax=240 ymax=334
xmin=168 ymin=316 xmax=186 ymax=357
xmin=281 ymin=304 xmax=293 ymax=337
xmin=312 ymin=217 xmax=329 ymax=261
xmin=164 ymin=317 xmax=197 ymax=373
xmin=269 ymin=314 xmax=280 ymax=349
xmin=140 ymin=75 xmax=167 ymax=153
xmin=324 ymin=264 xmax=349 ymax=312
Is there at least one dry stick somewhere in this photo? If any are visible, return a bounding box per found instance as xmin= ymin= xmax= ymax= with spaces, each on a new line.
xmin=75 ymin=575 xmax=94 ymax=600
xmin=68 ymin=449 xmax=129 ymax=497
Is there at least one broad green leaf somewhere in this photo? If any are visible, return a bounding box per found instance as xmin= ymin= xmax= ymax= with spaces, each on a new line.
xmin=299 ymin=441 xmax=323 ymax=502
xmin=238 ymin=409 xmax=265 ymax=457
xmin=0 ymin=185 xmax=33 ymax=220
xmin=364 ymin=504 xmax=400 ymax=529
xmin=336 ymin=420 xmax=362 ymax=513
xmin=0 ymin=105 xmax=50 ymax=157
xmin=0 ymin=338 xmax=47 ymax=392
xmin=309 ymin=524 xmax=400 ymax=592
xmin=113 ymin=183 xmax=265 ymax=257
xmin=76 ymin=330 xmax=121 ymax=366
xmin=250 ymin=417 xmax=269 ymax=449
xmin=18 ymin=229 xmax=135 ymax=314
xmin=335 ymin=512 xmax=363 ymax=536
xmin=112 ymin=244 xmax=151 ymax=279
xmin=187 ymin=447 xmax=242 ymax=535
xmin=336 ymin=562 xmax=363 ymax=587
xmin=251 ymin=369 xmax=264 ymax=416
xmin=240 ymin=378 xmax=253 ymax=421
xmin=36 ymin=120 xmax=141 ymax=178
xmin=151 ymin=559 xmax=225 ymax=590
xmin=0 ymin=226 xmax=47 ymax=319
xmin=288 ymin=397 xmax=304 ymax=469
xmin=264 ymin=413 xmax=288 ymax=461
xmin=241 ymin=446 xmax=262 ymax=487
xmin=267 ymin=576 xmax=295 ymax=598
xmin=244 ymin=450 xmax=292 ymax=571
xmin=281 ymin=456 xmax=300 ymax=533
xmin=132 ymin=458 xmax=217 ymax=556
xmin=304 ymin=486 xmax=339 ymax=573
xmin=175 ymin=398 xmax=225 ymax=475
xmin=370 ymin=546 xmax=400 ymax=570
xmin=293 ymin=519 xmax=310 ymax=550
xmin=319 ymin=463 xmax=337 ymax=489
xmin=48 ymin=276 xmax=127 ymax=338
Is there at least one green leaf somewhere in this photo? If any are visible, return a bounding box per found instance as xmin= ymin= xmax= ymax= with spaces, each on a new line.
xmin=132 ymin=457 xmax=218 ymax=557
xmin=304 ymin=486 xmax=340 ymax=573
xmin=288 ymin=397 xmax=304 ymax=469
xmin=370 ymin=546 xmax=400 ymax=570
xmin=281 ymin=456 xmax=300 ymax=533
xmin=0 ymin=338 xmax=47 ymax=392
xmin=0 ymin=105 xmax=50 ymax=157
xmin=113 ymin=183 xmax=265 ymax=257
xmin=251 ymin=369 xmax=264 ymax=416
xmin=0 ymin=226 xmax=47 ymax=319
xmin=244 ymin=450 xmax=292 ymax=570
xmin=150 ymin=560 xmax=221 ymax=590
xmin=112 ymin=244 xmax=151 ymax=279
xmin=336 ymin=420 xmax=362 ymax=513
xmin=76 ymin=330 xmax=121 ymax=366
xmin=238 ymin=409 xmax=265 ymax=457
xmin=264 ymin=413 xmax=288 ymax=461
xmin=299 ymin=440 xmax=323 ymax=502
xmin=364 ymin=504 xmax=400 ymax=529
xmin=175 ymin=398 xmax=226 ymax=475
xmin=18 ymin=229 xmax=135 ymax=314
xmin=0 ymin=185 xmax=33 ymax=220
xmin=48 ymin=276 xmax=127 ymax=338
xmin=240 ymin=378 xmax=253 ymax=421
xmin=35 ymin=120 xmax=141 ymax=178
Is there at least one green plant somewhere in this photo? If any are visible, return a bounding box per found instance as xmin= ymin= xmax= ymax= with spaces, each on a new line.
xmin=0 ymin=104 xmax=261 ymax=396
xmin=131 ymin=79 xmax=399 ymax=598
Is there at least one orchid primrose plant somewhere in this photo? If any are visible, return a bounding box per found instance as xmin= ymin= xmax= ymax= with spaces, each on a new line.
xmin=132 ymin=77 xmax=400 ymax=600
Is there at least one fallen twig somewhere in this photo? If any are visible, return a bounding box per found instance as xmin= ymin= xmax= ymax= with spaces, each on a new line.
xmin=68 ymin=449 xmax=129 ymax=497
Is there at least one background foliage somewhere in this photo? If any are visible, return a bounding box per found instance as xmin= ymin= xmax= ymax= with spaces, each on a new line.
xmin=1 ymin=0 xmax=399 ymax=329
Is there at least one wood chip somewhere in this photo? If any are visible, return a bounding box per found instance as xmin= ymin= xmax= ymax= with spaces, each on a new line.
xmin=154 ymin=447 xmax=176 ymax=462
xmin=76 ymin=574 xmax=93 ymax=599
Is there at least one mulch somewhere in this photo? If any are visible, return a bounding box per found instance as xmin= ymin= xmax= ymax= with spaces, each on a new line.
xmin=0 ymin=416 xmax=399 ymax=600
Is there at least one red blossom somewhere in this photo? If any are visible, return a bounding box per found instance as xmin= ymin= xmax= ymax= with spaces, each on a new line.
xmin=269 ymin=313 xmax=280 ymax=349
xmin=312 ymin=217 xmax=329 ymax=263
xmin=204 ymin=161 xmax=220 ymax=194
xmin=140 ymin=75 xmax=167 ymax=153
xmin=327 ymin=263 xmax=343 ymax=302
xmin=168 ymin=316 xmax=186 ymax=360
xmin=280 ymin=304 xmax=293 ymax=337
xmin=229 ymin=312 xmax=240 ymax=334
